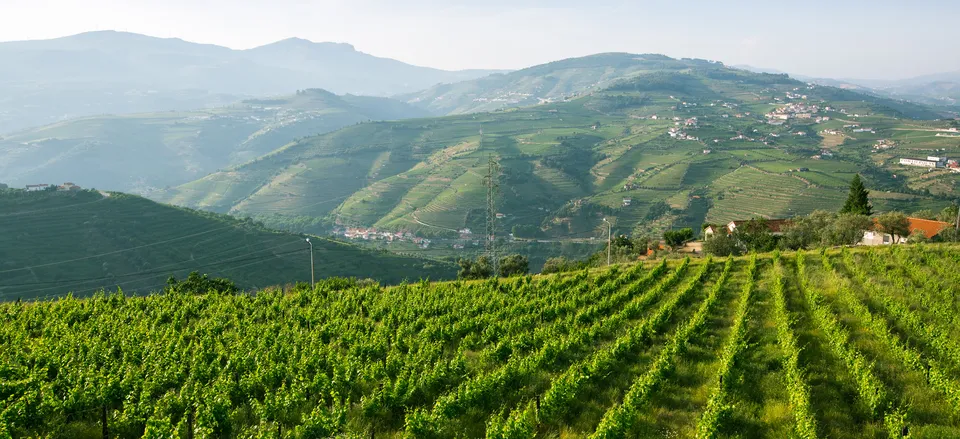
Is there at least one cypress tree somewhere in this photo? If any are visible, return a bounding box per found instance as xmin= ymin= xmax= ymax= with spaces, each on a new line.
xmin=840 ymin=174 xmax=872 ymax=215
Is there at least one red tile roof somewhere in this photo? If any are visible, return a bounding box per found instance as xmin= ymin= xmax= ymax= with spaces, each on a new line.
xmin=906 ymin=217 xmax=951 ymax=239
xmin=870 ymin=217 xmax=951 ymax=239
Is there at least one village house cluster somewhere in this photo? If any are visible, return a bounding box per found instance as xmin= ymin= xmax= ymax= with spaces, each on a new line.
xmin=24 ymin=182 xmax=82 ymax=192
xmin=764 ymin=102 xmax=821 ymax=123
xmin=336 ymin=227 xmax=431 ymax=248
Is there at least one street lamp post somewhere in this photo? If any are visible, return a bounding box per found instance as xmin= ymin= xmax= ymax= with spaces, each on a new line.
xmin=305 ymin=238 xmax=314 ymax=289
xmin=602 ymin=218 xmax=611 ymax=267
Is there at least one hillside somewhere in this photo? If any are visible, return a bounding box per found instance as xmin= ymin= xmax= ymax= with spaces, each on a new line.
xmin=0 ymin=31 xmax=500 ymax=133
xmin=0 ymin=188 xmax=454 ymax=301
xmin=398 ymin=53 xmax=685 ymax=115
xmin=5 ymin=246 xmax=960 ymax=437
xmin=0 ymin=89 xmax=430 ymax=193
xmin=158 ymin=57 xmax=957 ymax=245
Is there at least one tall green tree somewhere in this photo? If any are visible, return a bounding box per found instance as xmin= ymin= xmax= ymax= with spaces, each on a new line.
xmin=840 ymin=174 xmax=872 ymax=215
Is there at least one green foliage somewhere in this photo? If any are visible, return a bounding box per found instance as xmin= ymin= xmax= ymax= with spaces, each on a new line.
xmin=498 ymin=254 xmax=530 ymax=277
xmin=829 ymin=213 xmax=873 ymax=246
xmin=937 ymin=205 xmax=959 ymax=224
xmin=663 ymin=228 xmax=694 ymax=249
xmin=458 ymin=256 xmax=493 ymax=279
xmin=165 ymin=271 xmax=237 ymax=295
xmin=876 ymin=211 xmax=911 ymax=242
xmin=645 ymin=200 xmax=672 ymax=221
xmin=733 ymin=219 xmax=776 ymax=252
xmin=702 ymin=232 xmax=743 ymax=257
xmin=840 ymin=174 xmax=873 ymax=216
xmin=2 ymin=247 xmax=960 ymax=436
xmin=540 ymin=257 xmax=584 ymax=274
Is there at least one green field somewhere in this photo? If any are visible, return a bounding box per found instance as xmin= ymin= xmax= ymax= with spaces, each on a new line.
xmin=4 ymin=245 xmax=960 ymax=438
xmin=0 ymin=189 xmax=455 ymax=300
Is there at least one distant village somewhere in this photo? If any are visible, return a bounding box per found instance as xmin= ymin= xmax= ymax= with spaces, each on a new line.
xmin=23 ymin=182 xmax=82 ymax=192
xmin=335 ymin=227 xmax=433 ymax=248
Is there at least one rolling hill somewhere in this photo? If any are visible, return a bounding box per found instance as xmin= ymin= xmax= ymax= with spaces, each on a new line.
xmin=0 ymin=31 xmax=502 ymax=133
xmin=0 ymin=89 xmax=430 ymax=193
xmin=0 ymin=188 xmax=455 ymax=301
xmin=157 ymin=55 xmax=958 ymax=244
xmin=398 ymin=53 xmax=689 ymax=115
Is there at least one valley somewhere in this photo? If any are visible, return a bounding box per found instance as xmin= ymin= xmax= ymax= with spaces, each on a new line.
xmin=155 ymin=57 xmax=958 ymax=252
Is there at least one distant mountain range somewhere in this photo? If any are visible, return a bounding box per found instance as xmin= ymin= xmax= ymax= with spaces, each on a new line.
xmin=0 ymin=31 xmax=503 ymax=133
xmin=0 ymin=89 xmax=430 ymax=193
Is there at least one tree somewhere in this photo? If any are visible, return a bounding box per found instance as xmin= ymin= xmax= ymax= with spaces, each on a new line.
xmin=828 ymin=213 xmax=872 ymax=246
xmin=734 ymin=218 xmax=776 ymax=252
xmin=663 ymin=228 xmax=694 ymax=249
xmin=166 ymin=272 xmax=237 ymax=294
xmin=937 ymin=205 xmax=959 ymax=224
xmin=781 ymin=210 xmax=835 ymax=250
xmin=840 ymin=174 xmax=872 ymax=216
xmin=876 ymin=211 xmax=911 ymax=244
xmin=937 ymin=227 xmax=960 ymax=242
xmin=457 ymin=256 xmax=492 ymax=279
xmin=498 ymin=254 xmax=529 ymax=277
xmin=612 ymin=235 xmax=634 ymax=250
xmin=912 ymin=209 xmax=937 ymax=220
xmin=702 ymin=232 xmax=742 ymax=256
xmin=541 ymin=257 xmax=573 ymax=274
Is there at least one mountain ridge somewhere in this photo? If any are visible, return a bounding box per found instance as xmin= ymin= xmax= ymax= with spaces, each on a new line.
xmin=0 ymin=88 xmax=430 ymax=193
xmin=0 ymin=31 xmax=505 ymax=133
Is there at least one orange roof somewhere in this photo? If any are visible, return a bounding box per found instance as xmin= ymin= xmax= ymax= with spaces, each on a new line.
xmin=871 ymin=217 xmax=951 ymax=238
xmin=906 ymin=217 xmax=951 ymax=238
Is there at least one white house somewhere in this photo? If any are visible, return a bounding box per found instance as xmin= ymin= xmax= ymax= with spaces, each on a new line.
xmin=899 ymin=157 xmax=943 ymax=168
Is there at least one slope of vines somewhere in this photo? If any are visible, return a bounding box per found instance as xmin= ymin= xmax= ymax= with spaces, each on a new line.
xmin=3 ymin=245 xmax=960 ymax=438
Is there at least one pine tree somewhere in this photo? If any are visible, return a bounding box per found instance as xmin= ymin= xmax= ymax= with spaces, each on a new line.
xmin=840 ymin=174 xmax=872 ymax=215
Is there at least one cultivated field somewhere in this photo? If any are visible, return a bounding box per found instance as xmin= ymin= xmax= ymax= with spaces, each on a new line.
xmin=3 ymin=245 xmax=960 ymax=438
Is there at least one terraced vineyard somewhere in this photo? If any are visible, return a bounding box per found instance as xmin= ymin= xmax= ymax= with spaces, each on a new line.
xmin=3 ymin=245 xmax=960 ymax=438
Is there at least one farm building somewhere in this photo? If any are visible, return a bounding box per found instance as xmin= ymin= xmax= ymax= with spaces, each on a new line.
xmin=860 ymin=217 xmax=952 ymax=245
xmin=899 ymin=157 xmax=944 ymax=168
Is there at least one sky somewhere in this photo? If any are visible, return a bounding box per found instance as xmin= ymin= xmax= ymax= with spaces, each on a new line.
xmin=2 ymin=0 xmax=959 ymax=80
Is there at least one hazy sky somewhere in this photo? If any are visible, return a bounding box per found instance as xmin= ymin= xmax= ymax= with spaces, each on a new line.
xmin=2 ymin=0 xmax=958 ymax=80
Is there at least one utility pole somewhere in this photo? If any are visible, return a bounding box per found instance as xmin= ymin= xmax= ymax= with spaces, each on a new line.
xmin=305 ymin=238 xmax=314 ymax=289
xmin=603 ymin=218 xmax=612 ymax=266
xmin=484 ymin=150 xmax=501 ymax=277
xmin=955 ymin=202 xmax=959 ymax=231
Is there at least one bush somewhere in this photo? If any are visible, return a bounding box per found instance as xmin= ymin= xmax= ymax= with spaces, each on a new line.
xmin=166 ymin=272 xmax=237 ymax=295
xmin=703 ymin=233 xmax=743 ymax=256
xmin=457 ymin=256 xmax=493 ymax=280
xmin=499 ymin=254 xmax=530 ymax=277
xmin=663 ymin=228 xmax=694 ymax=249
